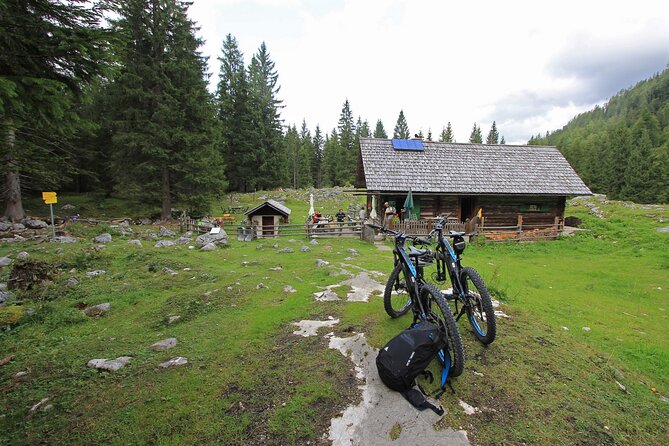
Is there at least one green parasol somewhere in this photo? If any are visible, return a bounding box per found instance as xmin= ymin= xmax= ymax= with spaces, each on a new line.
xmin=403 ymin=188 xmax=415 ymax=220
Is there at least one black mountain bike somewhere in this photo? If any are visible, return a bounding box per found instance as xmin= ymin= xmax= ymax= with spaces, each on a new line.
xmin=369 ymin=224 xmax=465 ymax=378
xmin=426 ymin=216 xmax=497 ymax=345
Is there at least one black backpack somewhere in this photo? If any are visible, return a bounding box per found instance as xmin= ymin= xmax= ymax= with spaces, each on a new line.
xmin=376 ymin=321 xmax=450 ymax=415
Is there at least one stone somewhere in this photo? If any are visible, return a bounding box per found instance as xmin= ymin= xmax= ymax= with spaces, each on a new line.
xmin=196 ymin=230 xmax=228 ymax=247
xmin=315 ymin=259 xmax=330 ymax=267
xmin=300 ymin=246 xmax=311 ymax=252
xmin=309 ymin=239 xmax=319 ymax=245
xmin=241 ymin=261 xmax=258 ymax=266
xmin=93 ymin=233 xmax=112 ymax=243
xmin=54 ymin=236 xmax=78 ymax=243
xmin=128 ymin=239 xmax=142 ymax=247
xmin=12 ymin=223 xmax=25 ymax=232
xmin=283 ymin=285 xmax=297 ymax=293
xmin=55 ymin=248 xmax=64 ymax=254
xmin=66 ymin=277 xmax=79 ymax=288
xmin=0 ymin=257 xmax=11 ymax=267
xmin=17 ymin=251 xmax=29 ymax=260
xmin=200 ymin=243 xmax=217 ymax=251
xmin=168 ymin=315 xmax=181 ymax=324
xmin=159 ymin=226 xmax=176 ymax=237
xmin=154 ymin=240 xmax=176 ymax=248
xmin=158 ymin=357 xmax=188 ymax=368
xmin=28 ymin=397 xmax=51 ymax=416
xmin=615 ymin=380 xmax=627 ymax=393
xmin=582 ymin=326 xmax=591 ymax=332
xmin=0 ymin=290 xmax=11 ymax=304
xmin=150 ymin=338 xmax=178 ymax=351
xmin=0 ymin=222 xmax=11 ymax=232
xmin=139 ymin=217 xmax=152 ymax=225
xmin=270 ymin=266 xmax=283 ymax=271
xmin=24 ymin=219 xmax=48 ymax=229
xmin=314 ymin=289 xmax=340 ymax=301
xmin=87 ymin=356 xmax=131 ymax=372
xmin=175 ymin=236 xmax=191 ymax=245
xmin=85 ymin=270 xmax=106 ymax=277
xmin=347 ymin=248 xmax=359 ymax=256
xmin=84 ymin=303 xmax=111 ymax=317
xmin=256 ymin=283 xmax=268 ymax=289
xmin=15 ymin=371 xmax=28 ymax=377
xmin=119 ymin=220 xmax=131 ymax=228
xmin=162 ymin=267 xmax=177 ymax=276
xmin=61 ymin=204 xmax=76 ymax=210
xmin=277 ymin=248 xmax=294 ymax=253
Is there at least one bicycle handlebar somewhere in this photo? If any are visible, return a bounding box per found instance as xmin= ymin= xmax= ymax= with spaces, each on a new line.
xmin=366 ymin=223 xmax=433 ymax=246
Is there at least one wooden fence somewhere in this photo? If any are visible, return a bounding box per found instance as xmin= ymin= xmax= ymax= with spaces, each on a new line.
xmin=479 ymin=216 xmax=564 ymax=242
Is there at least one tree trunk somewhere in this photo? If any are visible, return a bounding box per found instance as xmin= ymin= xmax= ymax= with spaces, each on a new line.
xmin=161 ymin=165 xmax=171 ymax=220
xmin=3 ymin=126 xmax=25 ymax=222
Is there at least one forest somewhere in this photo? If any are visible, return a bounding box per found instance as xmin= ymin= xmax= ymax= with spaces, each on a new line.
xmin=529 ymin=68 xmax=669 ymax=204
xmin=2 ymin=1 xmax=667 ymax=224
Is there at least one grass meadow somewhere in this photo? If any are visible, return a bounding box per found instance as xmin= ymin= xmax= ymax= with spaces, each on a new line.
xmin=1 ymin=191 xmax=668 ymax=445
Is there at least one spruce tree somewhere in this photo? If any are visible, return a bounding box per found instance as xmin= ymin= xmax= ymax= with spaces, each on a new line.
xmin=298 ymin=120 xmax=314 ymax=188
xmin=393 ymin=110 xmax=410 ymax=139
xmin=500 ymin=136 xmax=506 ymax=145
xmin=427 ymin=129 xmax=433 ymax=141
xmin=321 ymin=130 xmax=339 ymax=187
xmin=217 ymin=34 xmax=256 ymax=192
xmin=312 ymin=125 xmax=324 ymax=187
xmin=469 ymin=123 xmax=483 ymax=143
xmin=439 ymin=122 xmax=455 ymax=142
xmin=337 ymin=100 xmax=356 ymax=185
xmin=249 ymin=42 xmax=284 ymax=189
xmin=108 ymin=0 xmax=225 ymax=218
xmin=373 ymin=119 xmax=387 ymax=138
xmin=0 ymin=0 xmax=109 ymax=221
xmin=622 ymin=130 xmax=655 ymax=202
xmin=486 ymin=121 xmax=499 ymax=144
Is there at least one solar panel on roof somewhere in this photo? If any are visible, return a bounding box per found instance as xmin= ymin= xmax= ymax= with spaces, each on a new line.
xmin=391 ymin=139 xmax=424 ymax=151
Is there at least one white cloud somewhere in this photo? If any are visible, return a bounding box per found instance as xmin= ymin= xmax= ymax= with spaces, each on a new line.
xmin=188 ymin=0 xmax=669 ymax=144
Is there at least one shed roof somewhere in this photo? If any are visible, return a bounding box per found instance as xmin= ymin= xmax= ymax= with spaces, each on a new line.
xmin=358 ymin=138 xmax=592 ymax=196
xmin=244 ymin=199 xmax=291 ymax=217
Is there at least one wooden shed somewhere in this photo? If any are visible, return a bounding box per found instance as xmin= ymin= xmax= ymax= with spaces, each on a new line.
xmin=356 ymin=137 xmax=592 ymax=239
xmin=245 ymin=200 xmax=291 ymax=237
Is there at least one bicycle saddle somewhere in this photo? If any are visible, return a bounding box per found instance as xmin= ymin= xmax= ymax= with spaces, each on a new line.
xmin=448 ymin=231 xmax=465 ymax=237
xmin=408 ymin=246 xmax=429 ymax=257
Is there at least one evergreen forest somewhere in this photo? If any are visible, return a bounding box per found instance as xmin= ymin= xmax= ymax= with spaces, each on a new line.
xmin=529 ymin=68 xmax=669 ymax=203
xmin=2 ymin=1 xmax=668 ymax=223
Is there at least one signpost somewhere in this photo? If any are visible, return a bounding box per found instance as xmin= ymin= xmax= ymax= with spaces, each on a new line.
xmin=42 ymin=192 xmax=57 ymax=239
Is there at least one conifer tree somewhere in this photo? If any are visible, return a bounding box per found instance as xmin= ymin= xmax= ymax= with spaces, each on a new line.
xmin=297 ymin=120 xmax=314 ymax=188
xmin=249 ymin=42 xmax=284 ymax=189
xmin=439 ymin=122 xmax=455 ymax=142
xmin=393 ymin=110 xmax=410 ymax=139
xmin=217 ymin=34 xmax=255 ymax=192
xmin=416 ymin=130 xmax=424 ymax=139
xmin=500 ymin=136 xmax=506 ymax=144
xmin=427 ymin=129 xmax=433 ymax=141
xmin=622 ymin=130 xmax=655 ymax=202
xmin=312 ymin=125 xmax=324 ymax=187
xmin=1 ymin=0 xmax=109 ymax=221
xmin=337 ymin=100 xmax=356 ymax=185
xmin=373 ymin=119 xmax=387 ymax=138
xmin=321 ymin=130 xmax=339 ymax=187
xmin=108 ymin=0 xmax=225 ymax=218
xmin=469 ymin=123 xmax=483 ymax=143
xmin=486 ymin=121 xmax=499 ymax=144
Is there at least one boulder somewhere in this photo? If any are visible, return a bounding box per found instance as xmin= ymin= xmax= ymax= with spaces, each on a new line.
xmin=16 ymin=251 xmax=29 ymax=260
xmin=87 ymin=356 xmax=131 ymax=372
xmin=150 ymin=338 xmax=177 ymax=351
xmin=24 ymin=219 xmax=48 ymax=229
xmin=277 ymin=248 xmax=294 ymax=254
xmin=0 ymin=257 xmax=11 ymax=267
xmin=155 ymin=240 xmax=176 ymax=248
xmin=200 ymin=243 xmax=217 ymax=251
xmin=84 ymin=303 xmax=111 ymax=317
xmin=85 ymin=270 xmax=106 ymax=277
xmin=128 ymin=239 xmax=142 ymax=247
xmin=175 ymin=236 xmax=191 ymax=245
xmin=315 ymin=259 xmax=330 ymax=267
xmin=158 ymin=357 xmax=188 ymax=368
xmin=159 ymin=226 xmax=176 ymax=237
xmin=93 ymin=233 xmax=112 ymax=243
xmin=66 ymin=277 xmax=79 ymax=288
xmin=300 ymin=246 xmax=311 ymax=252
xmin=12 ymin=223 xmax=25 ymax=232
xmin=54 ymin=236 xmax=78 ymax=243
xmin=196 ymin=230 xmax=228 ymax=247
xmin=0 ymin=222 xmax=12 ymax=232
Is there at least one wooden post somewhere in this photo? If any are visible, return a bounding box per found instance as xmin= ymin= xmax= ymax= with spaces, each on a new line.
xmin=517 ymin=214 xmax=523 ymax=240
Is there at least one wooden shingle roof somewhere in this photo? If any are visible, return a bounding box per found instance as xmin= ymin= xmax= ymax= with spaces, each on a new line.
xmin=359 ymin=138 xmax=592 ymax=195
xmin=245 ymin=199 xmax=291 ymax=217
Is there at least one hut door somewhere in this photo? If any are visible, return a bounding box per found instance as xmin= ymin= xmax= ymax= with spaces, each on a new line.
xmin=460 ymin=197 xmax=477 ymax=223
xmin=262 ymin=216 xmax=274 ymax=236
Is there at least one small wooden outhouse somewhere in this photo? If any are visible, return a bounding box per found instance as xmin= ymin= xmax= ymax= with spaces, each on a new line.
xmin=244 ymin=200 xmax=291 ymax=237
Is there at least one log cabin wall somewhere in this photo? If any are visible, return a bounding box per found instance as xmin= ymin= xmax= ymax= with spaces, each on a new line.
xmin=478 ymin=195 xmax=565 ymax=227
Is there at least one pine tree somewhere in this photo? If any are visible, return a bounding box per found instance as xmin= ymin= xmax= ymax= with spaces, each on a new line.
xmin=0 ymin=0 xmax=109 ymax=221
xmin=416 ymin=130 xmax=424 ymax=139
xmin=357 ymin=117 xmax=371 ymax=137
xmin=469 ymin=123 xmax=483 ymax=143
xmin=249 ymin=42 xmax=284 ymax=189
xmin=321 ymin=130 xmax=339 ymax=187
xmin=500 ymin=136 xmax=506 ymax=145
xmin=373 ymin=119 xmax=387 ymax=138
xmin=312 ymin=125 xmax=324 ymax=187
xmin=486 ymin=121 xmax=499 ymax=144
xmin=439 ymin=122 xmax=454 ymax=142
xmin=337 ymin=100 xmax=356 ymax=185
xmin=393 ymin=110 xmax=410 ymax=139
xmin=427 ymin=129 xmax=433 ymax=141
xmin=297 ymin=120 xmax=314 ymax=188
xmin=109 ymin=0 xmax=225 ymax=217
xmin=622 ymin=129 xmax=655 ymax=202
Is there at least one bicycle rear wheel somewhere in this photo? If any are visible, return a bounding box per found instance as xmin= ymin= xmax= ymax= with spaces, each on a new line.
xmin=420 ymin=284 xmax=465 ymax=377
xmin=461 ymin=267 xmax=496 ymax=344
xmin=383 ymin=263 xmax=412 ymax=318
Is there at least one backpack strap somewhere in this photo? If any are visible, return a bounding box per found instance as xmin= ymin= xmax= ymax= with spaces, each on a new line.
xmin=401 ymin=388 xmax=445 ymax=416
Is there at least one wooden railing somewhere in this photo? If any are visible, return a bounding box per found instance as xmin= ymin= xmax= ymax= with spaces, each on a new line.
xmin=479 ymin=216 xmax=564 ymax=241
xmin=391 ymin=219 xmax=467 ymax=235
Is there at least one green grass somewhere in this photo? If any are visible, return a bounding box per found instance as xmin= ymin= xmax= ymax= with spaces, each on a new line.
xmin=1 ymin=192 xmax=668 ymax=445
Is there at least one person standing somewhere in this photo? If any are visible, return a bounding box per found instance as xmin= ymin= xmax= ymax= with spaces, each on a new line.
xmin=335 ymin=208 xmax=346 ymax=235
xmin=383 ymin=202 xmax=395 ymax=228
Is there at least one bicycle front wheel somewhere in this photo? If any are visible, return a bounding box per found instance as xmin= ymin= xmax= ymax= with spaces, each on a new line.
xmin=383 ymin=263 xmax=412 ymax=318
xmin=461 ymin=267 xmax=496 ymax=345
xmin=421 ymin=284 xmax=465 ymax=378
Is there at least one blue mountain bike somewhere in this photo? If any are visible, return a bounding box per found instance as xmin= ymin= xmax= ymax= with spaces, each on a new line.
xmin=369 ymin=223 xmax=465 ymax=378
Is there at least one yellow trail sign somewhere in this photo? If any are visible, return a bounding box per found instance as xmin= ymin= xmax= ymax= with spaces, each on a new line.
xmin=42 ymin=191 xmax=57 ymax=204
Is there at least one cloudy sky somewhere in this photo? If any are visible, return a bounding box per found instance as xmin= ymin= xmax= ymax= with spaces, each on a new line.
xmin=188 ymin=0 xmax=669 ymax=144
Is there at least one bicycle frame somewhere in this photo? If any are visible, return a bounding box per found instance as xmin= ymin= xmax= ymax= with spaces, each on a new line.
xmin=391 ymin=233 xmax=431 ymax=321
